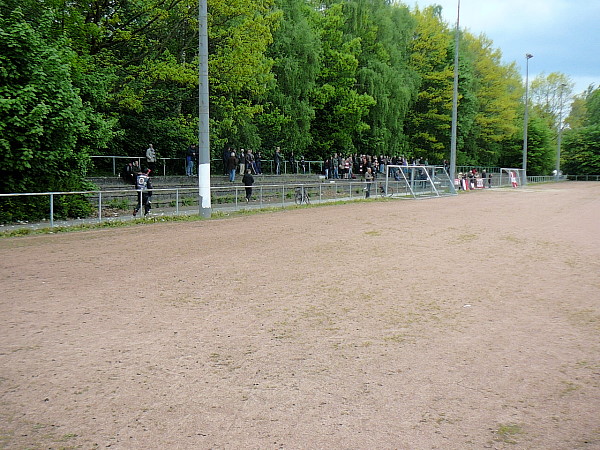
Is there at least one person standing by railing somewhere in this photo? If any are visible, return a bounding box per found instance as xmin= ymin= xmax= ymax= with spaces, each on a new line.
xmin=242 ymin=168 xmax=254 ymax=203
xmin=239 ymin=149 xmax=246 ymax=177
xmin=186 ymin=144 xmax=197 ymax=176
xmin=365 ymin=167 xmax=373 ymax=198
xmin=227 ymin=152 xmax=238 ymax=182
xmin=122 ymin=161 xmax=136 ymax=185
xmin=274 ymin=147 xmax=283 ymax=175
xmin=255 ymin=151 xmax=263 ymax=175
xmin=222 ymin=146 xmax=231 ymax=176
xmin=146 ymin=144 xmax=157 ymax=174
xmin=288 ymin=151 xmax=296 ymax=174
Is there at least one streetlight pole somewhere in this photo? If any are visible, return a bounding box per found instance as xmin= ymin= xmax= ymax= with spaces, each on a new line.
xmin=449 ymin=0 xmax=460 ymax=186
xmin=198 ymin=0 xmax=211 ymax=217
xmin=555 ymin=83 xmax=567 ymax=180
xmin=522 ymin=53 xmax=533 ymax=186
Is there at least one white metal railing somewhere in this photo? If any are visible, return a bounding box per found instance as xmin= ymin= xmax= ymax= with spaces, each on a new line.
xmin=0 ymin=178 xmax=453 ymax=229
xmin=527 ymin=175 xmax=567 ymax=183
xmin=0 ymin=176 xmax=590 ymax=230
xmin=567 ymin=174 xmax=600 ymax=181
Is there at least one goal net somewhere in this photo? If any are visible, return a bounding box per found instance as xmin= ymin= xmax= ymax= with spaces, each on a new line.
xmin=500 ymin=168 xmax=526 ymax=188
xmin=385 ymin=165 xmax=457 ymax=199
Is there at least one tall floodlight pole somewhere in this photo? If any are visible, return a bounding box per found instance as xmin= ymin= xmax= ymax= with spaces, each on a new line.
xmin=449 ymin=0 xmax=460 ymax=184
xmin=198 ymin=0 xmax=211 ymax=217
xmin=522 ymin=53 xmax=533 ymax=186
xmin=555 ymin=83 xmax=567 ymax=180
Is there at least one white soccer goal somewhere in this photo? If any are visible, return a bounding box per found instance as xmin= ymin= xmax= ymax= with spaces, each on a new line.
xmin=384 ymin=165 xmax=457 ymax=199
xmin=500 ymin=168 xmax=526 ymax=188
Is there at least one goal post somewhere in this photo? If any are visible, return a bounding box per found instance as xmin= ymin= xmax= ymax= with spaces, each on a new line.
xmin=500 ymin=168 xmax=526 ymax=188
xmin=385 ymin=165 xmax=457 ymax=198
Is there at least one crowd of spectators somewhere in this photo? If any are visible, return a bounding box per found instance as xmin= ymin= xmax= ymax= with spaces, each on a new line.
xmin=322 ymin=154 xmax=431 ymax=180
xmin=457 ymin=168 xmax=492 ymax=190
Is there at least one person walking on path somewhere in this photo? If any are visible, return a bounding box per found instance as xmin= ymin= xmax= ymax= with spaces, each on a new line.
xmin=242 ymin=169 xmax=254 ymax=203
xmin=133 ymin=168 xmax=153 ymax=217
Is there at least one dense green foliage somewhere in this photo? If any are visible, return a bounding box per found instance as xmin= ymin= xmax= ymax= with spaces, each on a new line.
xmin=1 ymin=0 xmax=595 ymax=211
xmin=562 ymin=88 xmax=600 ymax=174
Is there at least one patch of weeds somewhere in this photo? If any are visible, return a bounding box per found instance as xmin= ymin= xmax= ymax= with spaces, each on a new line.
xmin=494 ymin=423 xmax=523 ymax=444
xmin=501 ymin=234 xmax=524 ymax=244
xmin=383 ymin=333 xmax=409 ymax=344
xmin=106 ymin=198 xmax=130 ymax=210
xmin=364 ymin=230 xmax=381 ymax=236
xmin=181 ymin=197 xmax=195 ymax=206
xmin=560 ymin=380 xmax=581 ymax=396
xmin=575 ymin=360 xmax=600 ymax=371
xmin=213 ymin=195 xmax=236 ymax=204
xmin=0 ymin=227 xmax=35 ymax=238
xmin=61 ymin=433 xmax=78 ymax=441
xmin=455 ymin=233 xmax=478 ymax=243
xmin=568 ymin=309 xmax=600 ymax=331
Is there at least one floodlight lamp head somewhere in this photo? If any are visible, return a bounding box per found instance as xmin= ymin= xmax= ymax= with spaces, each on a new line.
xmin=526 ymin=53 xmax=533 ymax=59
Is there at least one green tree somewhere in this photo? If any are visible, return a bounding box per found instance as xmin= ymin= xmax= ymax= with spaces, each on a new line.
xmin=530 ymin=72 xmax=574 ymax=132
xmin=208 ymin=0 xmax=281 ymax=152
xmin=561 ymin=86 xmax=600 ymax=174
xmin=561 ymin=125 xmax=600 ymax=175
xmin=564 ymin=91 xmax=588 ymax=130
xmin=0 ymin=8 xmax=94 ymax=220
xmin=346 ymin=0 xmax=418 ymax=155
xmin=257 ymin=0 xmax=321 ymax=156
xmin=500 ymin=112 xmax=553 ymax=175
xmin=585 ymin=85 xmax=600 ymax=126
xmin=405 ymin=6 xmax=454 ymax=162
xmin=460 ymin=33 xmax=522 ymax=166
xmin=308 ymin=2 xmax=375 ymax=157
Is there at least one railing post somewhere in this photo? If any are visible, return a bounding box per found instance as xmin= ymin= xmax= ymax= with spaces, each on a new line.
xmin=176 ymin=189 xmax=179 ymax=214
xmin=98 ymin=191 xmax=102 ymax=222
xmin=49 ymin=193 xmax=54 ymax=227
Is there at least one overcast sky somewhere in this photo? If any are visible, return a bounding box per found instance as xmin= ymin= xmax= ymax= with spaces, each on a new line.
xmin=409 ymin=0 xmax=600 ymax=96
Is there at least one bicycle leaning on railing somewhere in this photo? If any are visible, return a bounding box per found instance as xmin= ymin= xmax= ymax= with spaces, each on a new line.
xmin=294 ymin=186 xmax=311 ymax=205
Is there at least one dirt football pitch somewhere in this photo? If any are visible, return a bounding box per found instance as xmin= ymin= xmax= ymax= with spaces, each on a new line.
xmin=1 ymin=181 xmax=599 ymax=449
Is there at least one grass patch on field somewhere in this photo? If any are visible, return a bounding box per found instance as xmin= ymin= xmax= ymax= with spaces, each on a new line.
xmin=454 ymin=232 xmax=478 ymax=243
xmin=493 ymin=423 xmax=524 ymax=444
xmin=568 ymin=308 xmax=600 ymax=331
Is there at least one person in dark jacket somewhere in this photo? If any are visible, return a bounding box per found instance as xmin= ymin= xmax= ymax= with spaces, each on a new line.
xmin=242 ymin=169 xmax=254 ymax=202
xmin=226 ymin=152 xmax=238 ymax=182
xmin=133 ymin=168 xmax=153 ymax=216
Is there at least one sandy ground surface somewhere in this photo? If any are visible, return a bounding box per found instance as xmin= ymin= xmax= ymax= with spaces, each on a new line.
xmin=0 ymin=181 xmax=599 ymax=450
